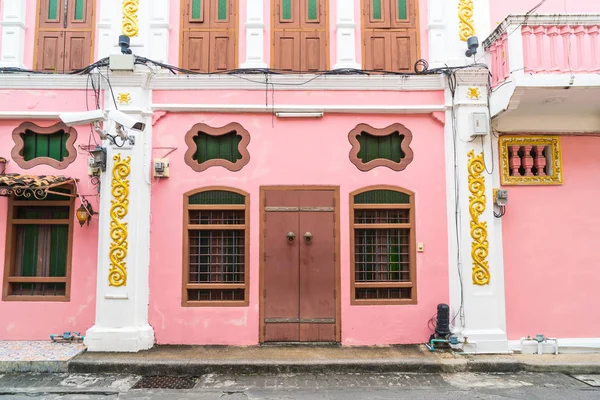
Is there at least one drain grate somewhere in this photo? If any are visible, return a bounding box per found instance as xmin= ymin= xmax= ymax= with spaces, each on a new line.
xmin=571 ymin=375 xmax=600 ymax=387
xmin=132 ymin=376 xmax=197 ymax=389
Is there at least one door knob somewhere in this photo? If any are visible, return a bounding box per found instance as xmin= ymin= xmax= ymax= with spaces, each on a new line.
xmin=286 ymin=232 xmax=296 ymax=242
xmin=304 ymin=232 xmax=313 ymax=242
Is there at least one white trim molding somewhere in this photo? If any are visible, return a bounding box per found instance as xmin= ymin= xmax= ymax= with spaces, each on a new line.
xmin=240 ymin=0 xmax=267 ymax=69
xmin=152 ymin=103 xmax=445 ymax=114
xmin=333 ymin=0 xmax=360 ymax=70
xmin=0 ymin=0 xmax=26 ymax=68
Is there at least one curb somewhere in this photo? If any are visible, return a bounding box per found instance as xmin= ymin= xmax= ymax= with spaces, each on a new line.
xmin=0 ymin=361 xmax=68 ymax=374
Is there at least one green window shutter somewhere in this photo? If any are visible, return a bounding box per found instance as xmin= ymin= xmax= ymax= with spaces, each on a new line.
xmin=48 ymin=0 xmax=59 ymax=19
xmin=19 ymin=225 xmax=39 ymax=277
xmin=308 ymin=0 xmax=318 ymax=20
xmin=74 ymin=0 xmax=85 ymax=21
xmin=189 ymin=190 xmax=245 ymax=205
xmin=191 ymin=0 xmax=202 ymax=19
xmin=218 ymin=0 xmax=228 ymax=20
xmin=354 ymin=190 xmax=410 ymax=204
xmin=49 ymin=224 xmax=69 ymax=277
xmin=372 ymin=0 xmax=382 ymax=19
xmin=356 ymin=131 xmax=405 ymax=164
xmin=397 ymin=0 xmax=407 ymax=20
xmin=282 ymin=0 xmax=292 ymax=20
xmin=22 ymin=129 xmax=68 ymax=162
xmin=193 ymin=131 xmax=242 ymax=165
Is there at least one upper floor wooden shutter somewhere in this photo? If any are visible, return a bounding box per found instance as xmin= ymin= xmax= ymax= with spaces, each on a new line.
xmin=362 ymin=0 xmax=418 ymax=73
xmin=36 ymin=0 xmax=94 ymax=72
xmin=272 ymin=0 xmax=327 ymax=72
xmin=181 ymin=0 xmax=237 ymax=72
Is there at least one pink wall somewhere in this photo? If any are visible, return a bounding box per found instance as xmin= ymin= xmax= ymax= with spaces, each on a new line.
xmin=0 ymin=91 xmax=100 ymax=340
xmin=491 ymin=0 xmax=600 ymax=27
xmin=503 ymin=135 xmax=600 ymax=340
xmin=149 ymin=94 xmax=448 ymax=345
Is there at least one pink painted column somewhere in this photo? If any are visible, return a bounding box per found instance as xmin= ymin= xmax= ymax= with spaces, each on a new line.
xmin=560 ymin=26 xmax=572 ymax=72
xmin=533 ymin=146 xmax=546 ymax=176
xmin=547 ymin=26 xmax=560 ymax=72
xmin=534 ymin=26 xmax=547 ymax=73
xmin=574 ymin=26 xmax=587 ymax=72
xmin=489 ymin=43 xmax=499 ymax=86
xmin=588 ymin=26 xmax=599 ymax=73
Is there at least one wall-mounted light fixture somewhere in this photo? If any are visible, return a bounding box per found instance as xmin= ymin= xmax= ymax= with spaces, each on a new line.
xmin=0 ymin=157 xmax=6 ymax=175
xmin=76 ymin=197 xmax=95 ymax=227
xmin=275 ymin=112 xmax=324 ymax=119
xmin=90 ymin=146 xmax=107 ymax=172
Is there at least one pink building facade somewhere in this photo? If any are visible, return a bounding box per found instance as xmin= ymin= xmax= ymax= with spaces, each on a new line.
xmin=0 ymin=0 xmax=598 ymax=353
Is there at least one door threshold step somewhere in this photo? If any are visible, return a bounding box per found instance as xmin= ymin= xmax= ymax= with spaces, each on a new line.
xmin=260 ymin=342 xmax=340 ymax=347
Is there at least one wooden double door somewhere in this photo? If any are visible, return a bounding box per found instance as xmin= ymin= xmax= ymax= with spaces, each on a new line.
xmin=260 ymin=187 xmax=339 ymax=343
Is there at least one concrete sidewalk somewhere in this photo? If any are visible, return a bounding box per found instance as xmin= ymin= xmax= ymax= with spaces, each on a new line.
xmin=67 ymin=345 xmax=600 ymax=376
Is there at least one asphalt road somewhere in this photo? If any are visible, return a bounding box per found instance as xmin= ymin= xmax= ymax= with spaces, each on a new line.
xmin=1 ymin=372 xmax=599 ymax=399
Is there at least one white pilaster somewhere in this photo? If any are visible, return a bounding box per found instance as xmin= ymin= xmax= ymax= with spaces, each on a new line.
xmin=97 ymin=0 xmax=121 ymax=59
xmin=241 ymin=0 xmax=267 ymax=68
xmin=84 ymin=73 xmax=155 ymax=352
xmin=446 ymin=69 xmax=509 ymax=354
xmin=0 ymin=0 xmax=26 ymax=68
xmin=146 ymin=0 xmax=171 ymax=62
xmin=333 ymin=0 xmax=360 ymax=70
xmin=426 ymin=0 xmax=448 ymax=67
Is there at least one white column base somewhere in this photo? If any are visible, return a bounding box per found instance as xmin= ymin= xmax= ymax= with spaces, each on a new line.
xmin=459 ymin=329 xmax=510 ymax=354
xmin=84 ymin=325 xmax=154 ymax=352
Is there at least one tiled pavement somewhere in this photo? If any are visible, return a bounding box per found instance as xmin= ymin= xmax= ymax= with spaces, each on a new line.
xmin=0 ymin=341 xmax=85 ymax=373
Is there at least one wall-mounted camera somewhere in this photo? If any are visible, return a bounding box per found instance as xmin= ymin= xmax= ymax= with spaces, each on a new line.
xmin=59 ymin=109 xmax=145 ymax=146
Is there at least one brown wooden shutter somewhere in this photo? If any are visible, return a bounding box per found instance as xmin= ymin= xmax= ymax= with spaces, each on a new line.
xmin=182 ymin=31 xmax=210 ymax=72
xmin=64 ymin=31 xmax=92 ymax=71
xmin=37 ymin=31 xmax=65 ymax=72
xmin=272 ymin=0 xmax=328 ymax=71
xmin=362 ymin=0 xmax=419 ymax=72
xmin=35 ymin=0 xmax=94 ymax=72
xmin=181 ymin=0 xmax=237 ymax=72
xmin=273 ymin=31 xmax=300 ymax=71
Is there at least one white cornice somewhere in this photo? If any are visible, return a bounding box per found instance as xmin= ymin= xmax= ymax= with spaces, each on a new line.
xmin=152 ymin=104 xmax=446 ymax=114
xmin=0 ymin=73 xmax=446 ymax=91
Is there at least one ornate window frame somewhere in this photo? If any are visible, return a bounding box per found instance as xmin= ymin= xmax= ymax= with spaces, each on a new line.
xmin=348 ymin=123 xmax=414 ymax=172
xmin=184 ymin=122 xmax=251 ymax=172
xmin=499 ymin=135 xmax=563 ymax=185
xmin=349 ymin=185 xmax=417 ymax=305
xmin=11 ymin=122 xmax=78 ymax=170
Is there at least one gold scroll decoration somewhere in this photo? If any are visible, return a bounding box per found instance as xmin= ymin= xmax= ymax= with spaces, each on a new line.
xmin=122 ymin=0 xmax=139 ymax=37
xmin=109 ymin=154 xmax=131 ymax=287
xmin=468 ymin=150 xmax=490 ymax=285
xmin=458 ymin=0 xmax=475 ymax=42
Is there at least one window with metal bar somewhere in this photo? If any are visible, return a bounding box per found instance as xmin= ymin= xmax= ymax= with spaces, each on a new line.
xmin=3 ymin=188 xmax=74 ymax=301
xmin=183 ymin=188 xmax=249 ymax=306
xmin=350 ymin=187 xmax=416 ymax=304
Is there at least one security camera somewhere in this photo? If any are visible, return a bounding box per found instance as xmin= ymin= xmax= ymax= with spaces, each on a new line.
xmin=106 ymin=110 xmax=146 ymax=131
xmin=59 ymin=110 xmax=106 ymax=126
xmin=465 ymin=36 xmax=479 ymax=57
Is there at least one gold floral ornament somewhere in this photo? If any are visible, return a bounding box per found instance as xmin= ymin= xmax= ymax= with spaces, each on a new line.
xmin=122 ymin=0 xmax=139 ymax=37
xmin=117 ymin=93 xmax=132 ymax=105
xmin=467 ymin=87 xmax=481 ymax=100
xmin=468 ymin=150 xmax=490 ymax=285
xmin=458 ymin=0 xmax=475 ymax=42
xmin=109 ymin=154 xmax=131 ymax=287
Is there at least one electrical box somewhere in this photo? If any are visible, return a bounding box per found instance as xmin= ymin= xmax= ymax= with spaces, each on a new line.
xmin=153 ymin=158 xmax=170 ymax=178
xmin=88 ymin=157 xmax=101 ymax=177
xmin=109 ymin=54 xmax=135 ymax=71
xmin=471 ymin=112 xmax=489 ymax=136
xmin=494 ymin=189 xmax=508 ymax=206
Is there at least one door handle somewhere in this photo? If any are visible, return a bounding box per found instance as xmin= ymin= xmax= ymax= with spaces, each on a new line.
xmin=304 ymin=232 xmax=313 ymax=242
xmin=286 ymin=232 xmax=296 ymax=242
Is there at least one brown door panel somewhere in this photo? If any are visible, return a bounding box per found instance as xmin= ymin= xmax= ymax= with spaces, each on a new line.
xmin=299 ymin=323 xmax=336 ymax=342
xmin=364 ymin=31 xmax=390 ymax=71
xmin=265 ymin=323 xmax=300 ymax=342
xmin=211 ymin=0 xmax=235 ymax=29
xmin=39 ymin=0 xmax=66 ymax=29
xmin=274 ymin=0 xmax=300 ymax=29
xmin=364 ymin=0 xmax=391 ymax=29
xmin=64 ymin=31 xmax=92 ymax=71
xmin=37 ymin=31 xmax=65 ymax=72
xmin=210 ymin=31 xmax=236 ymax=71
xmin=66 ymin=0 xmax=94 ymax=29
xmin=391 ymin=0 xmax=417 ymax=29
xmin=182 ymin=31 xmax=210 ymax=72
xmin=300 ymin=32 xmax=326 ymax=72
xmin=273 ymin=32 xmax=301 ymax=71
xmin=391 ymin=30 xmax=417 ymax=72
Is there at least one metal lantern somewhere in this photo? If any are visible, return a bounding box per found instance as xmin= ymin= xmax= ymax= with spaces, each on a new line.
xmin=76 ymin=198 xmax=95 ymax=227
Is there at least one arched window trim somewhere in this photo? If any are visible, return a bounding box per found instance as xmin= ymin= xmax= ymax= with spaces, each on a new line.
xmin=182 ymin=186 xmax=250 ymax=307
xmin=349 ymin=185 xmax=417 ymax=305
xmin=11 ymin=122 xmax=78 ymax=170
xmin=348 ymin=123 xmax=414 ymax=172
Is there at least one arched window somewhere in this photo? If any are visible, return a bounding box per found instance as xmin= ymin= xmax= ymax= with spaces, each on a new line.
xmin=350 ymin=186 xmax=416 ymax=304
xmin=182 ymin=187 xmax=249 ymax=306
xmin=362 ymin=0 xmax=419 ymax=72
